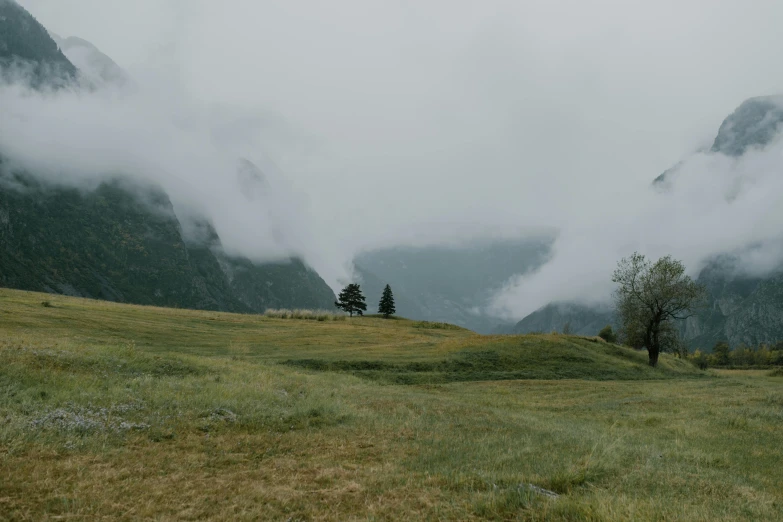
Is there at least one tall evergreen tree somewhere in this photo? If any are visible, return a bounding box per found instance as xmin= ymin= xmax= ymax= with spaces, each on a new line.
xmin=334 ymin=283 xmax=367 ymax=317
xmin=378 ymin=284 xmax=396 ymax=319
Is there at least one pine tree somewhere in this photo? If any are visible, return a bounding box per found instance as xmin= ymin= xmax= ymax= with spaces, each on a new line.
xmin=378 ymin=284 xmax=396 ymax=319
xmin=334 ymin=283 xmax=367 ymax=317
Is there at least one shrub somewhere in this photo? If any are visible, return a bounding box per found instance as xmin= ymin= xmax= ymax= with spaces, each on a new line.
xmin=597 ymin=325 xmax=617 ymax=344
xmin=689 ymin=349 xmax=709 ymax=369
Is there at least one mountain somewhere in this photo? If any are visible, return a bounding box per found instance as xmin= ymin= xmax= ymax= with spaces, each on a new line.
xmin=510 ymin=303 xmax=614 ymax=336
xmin=0 ymin=0 xmax=77 ymax=87
xmin=0 ymin=4 xmax=335 ymax=312
xmin=49 ymin=33 xmax=131 ymax=88
xmin=520 ymin=96 xmax=783 ymax=348
xmin=0 ymin=163 xmax=335 ymax=311
xmin=354 ymin=237 xmax=552 ymax=332
xmin=655 ymin=96 xmax=783 ymax=184
xmin=682 ymin=258 xmax=783 ymax=349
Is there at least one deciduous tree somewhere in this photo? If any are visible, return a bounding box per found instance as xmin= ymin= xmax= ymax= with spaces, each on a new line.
xmin=612 ymin=253 xmax=705 ymax=367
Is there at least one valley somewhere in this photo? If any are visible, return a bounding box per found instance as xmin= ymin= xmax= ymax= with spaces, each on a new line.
xmin=1 ymin=288 xmax=781 ymax=520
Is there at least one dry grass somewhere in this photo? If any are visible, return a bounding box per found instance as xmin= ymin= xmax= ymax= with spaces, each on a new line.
xmin=263 ymin=308 xmax=347 ymax=321
xmin=1 ymin=288 xmax=781 ymax=521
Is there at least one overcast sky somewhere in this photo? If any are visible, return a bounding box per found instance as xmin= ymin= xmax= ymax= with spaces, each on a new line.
xmin=9 ymin=0 xmax=783 ymax=318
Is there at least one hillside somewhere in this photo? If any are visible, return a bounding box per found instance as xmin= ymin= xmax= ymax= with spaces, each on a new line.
xmin=0 ymin=287 xmax=699 ymax=380
xmin=510 ymin=302 xmax=615 ymax=336
xmin=49 ymin=32 xmax=131 ymax=88
xmin=0 ymin=0 xmax=77 ymax=86
xmin=3 ymin=287 xmax=783 ymax=521
xmin=0 ymin=168 xmax=336 ymax=311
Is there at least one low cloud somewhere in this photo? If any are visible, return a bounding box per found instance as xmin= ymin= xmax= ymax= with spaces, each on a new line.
xmin=6 ymin=0 xmax=783 ymax=304
xmin=491 ymin=134 xmax=783 ymax=318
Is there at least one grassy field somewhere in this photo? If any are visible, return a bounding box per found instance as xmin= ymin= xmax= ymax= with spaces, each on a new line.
xmin=1 ymin=288 xmax=782 ymax=520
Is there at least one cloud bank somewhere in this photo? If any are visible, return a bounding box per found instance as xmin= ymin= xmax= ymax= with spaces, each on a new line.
xmin=5 ymin=0 xmax=783 ymax=311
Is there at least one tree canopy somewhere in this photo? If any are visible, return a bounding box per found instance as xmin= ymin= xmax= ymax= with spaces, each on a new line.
xmin=334 ymin=283 xmax=367 ymax=317
xmin=612 ymin=253 xmax=705 ymax=367
xmin=378 ymin=284 xmax=396 ymax=318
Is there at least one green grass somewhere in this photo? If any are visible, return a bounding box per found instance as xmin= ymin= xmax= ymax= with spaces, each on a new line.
xmin=1 ymin=288 xmax=781 ymax=521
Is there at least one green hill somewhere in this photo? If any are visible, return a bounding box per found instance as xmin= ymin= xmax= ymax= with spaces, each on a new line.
xmin=0 ymin=288 xmax=699 ymax=382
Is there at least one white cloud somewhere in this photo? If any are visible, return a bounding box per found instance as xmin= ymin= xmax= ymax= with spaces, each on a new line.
xmin=7 ymin=0 xmax=783 ymax=303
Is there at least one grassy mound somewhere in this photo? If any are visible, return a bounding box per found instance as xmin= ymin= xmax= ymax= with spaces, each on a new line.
xmin=1 ymin=288 xmax=698 ymax=383
xmin=285 ymin=335 xmax=702 ymax=383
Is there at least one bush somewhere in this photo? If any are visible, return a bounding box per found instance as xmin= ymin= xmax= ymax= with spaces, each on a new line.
xmin=689 ymin=349 xmax=709 ymax=369
xmin=597 ymin=325 xmax=617 ymax=344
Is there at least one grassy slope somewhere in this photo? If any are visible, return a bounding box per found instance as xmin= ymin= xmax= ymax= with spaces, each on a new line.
xmin=1 ymin=288 xmax=781 ymax=521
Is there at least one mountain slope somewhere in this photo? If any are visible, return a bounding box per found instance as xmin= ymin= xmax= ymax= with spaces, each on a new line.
xmin=0 ymin=0 xmax=76 ymax=86
xmin=511 ymin=303 xmax=614 ymax=336
xmin=0 ymin=164 xmax=335 ymax=312
xmin=354 ymin=238 xmax=552 ymax=332
xmin=49 ymin=33 xmax=131 ymax=88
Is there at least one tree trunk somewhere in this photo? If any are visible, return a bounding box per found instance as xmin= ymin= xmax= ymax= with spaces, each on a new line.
xmin=648 ymin=347 xmax=659 ymax=367
xmin=649 ymin=324 xmax=661 ymax=367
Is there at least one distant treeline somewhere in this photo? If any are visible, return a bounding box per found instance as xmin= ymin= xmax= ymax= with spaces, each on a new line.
xmin=688 ymin=342 xmax=783 ymax=369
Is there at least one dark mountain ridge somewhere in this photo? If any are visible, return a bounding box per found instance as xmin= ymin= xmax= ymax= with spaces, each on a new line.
xmin=0 ymin=164 xmax=336 ymax=311
xmin=0 ymin=0 xmax=76 ymax=87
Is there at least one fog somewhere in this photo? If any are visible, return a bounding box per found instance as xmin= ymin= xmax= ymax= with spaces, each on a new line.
xmin=6 ymin=0 xmax=783 ymax=319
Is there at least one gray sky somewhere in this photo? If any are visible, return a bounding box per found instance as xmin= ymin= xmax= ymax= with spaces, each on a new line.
xmin=10 ymin=0 xmax=783 ymax=318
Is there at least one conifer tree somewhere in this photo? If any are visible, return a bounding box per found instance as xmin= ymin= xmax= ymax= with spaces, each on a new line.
xmin=334 ymin=283 xmax=367 ymax=317
xmin=378 ymin=284 xmax=396 ymax=319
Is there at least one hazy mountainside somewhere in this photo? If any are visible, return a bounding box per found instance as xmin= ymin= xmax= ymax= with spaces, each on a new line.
xmin=519 ymin=96 xmax=783 ymax=348
xmin=683 ymin=259 xmax=783 ymax=349
xmin=354 ymin=238 xmax=552 ymax=332
xmin=655 ymin=96 xmax=783 ymax=184
xmin=0 ymin=5 xmax=335 ymax=312
xmin=510 ymin=303 xmax=614 ymax=336
xmin=0 ymin=0 xmax=76 ymax=86
xmin=49 ymin=33 xmax=131 ymax=88
xmin=0 ymin=165 xmax=336 ymax=311
xmin=656 ymin=96 xmax=783 ymax=348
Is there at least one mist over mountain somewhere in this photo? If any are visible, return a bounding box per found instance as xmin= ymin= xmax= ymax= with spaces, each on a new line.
xmin=2 ymin=0 xmax=783 ymax=345
xmin=512 ymin=97 xmax=783 ymax=347
xmin=0 ymin=0 xmax=75 ymax=86
xmin=354 ymin=237 xmax=552 ymax=332
xmin=0 ymin=3 xmax=336 ymax=312
xmin=48 ymin=32 xmax=131 ymax=89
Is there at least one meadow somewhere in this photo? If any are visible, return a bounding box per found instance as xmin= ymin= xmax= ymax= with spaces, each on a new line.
xmin=1 ymin=288 xmax=781 ymax=520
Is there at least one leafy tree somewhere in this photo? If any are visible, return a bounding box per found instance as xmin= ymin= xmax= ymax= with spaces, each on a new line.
xmin=612 ymin=252 xmax=706 ymax=367
xmin=598 ymin=325 xmax=617 ymax=343
xmin=712 ymin=342 xmax=730 ymax=366
xmin=334 ymin=283 xmax=367 ymax=317
xmin=378 ymin=284 xmax=396 ymax=318
xmin=562 ymin=321 xmax=572 ymax=335
xmin=690 ymin=349 xmax=709 ymax=369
